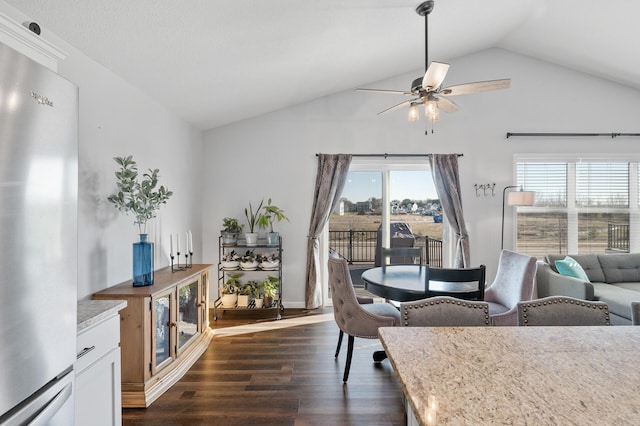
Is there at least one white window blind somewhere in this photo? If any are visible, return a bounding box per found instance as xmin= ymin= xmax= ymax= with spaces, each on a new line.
xmin=516 ymin=163 xmax=567 ymax=207
xmin=576 ymin=162 xmax=628 ymax=207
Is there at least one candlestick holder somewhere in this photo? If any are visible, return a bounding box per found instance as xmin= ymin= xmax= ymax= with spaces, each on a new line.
xmin=171 ymin=252 xmax=186 ymax=272
xmin=187 ymin=251 xmax=193 ymax=268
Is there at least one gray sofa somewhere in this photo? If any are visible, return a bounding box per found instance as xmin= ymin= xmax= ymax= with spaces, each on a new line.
xmin=536 ymin=253 xmax=640 ymax=325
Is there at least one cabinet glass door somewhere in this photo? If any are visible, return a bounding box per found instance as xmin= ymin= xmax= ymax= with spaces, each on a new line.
xmin=154 ymin=293 xmax=172 ymax=368
xmin=177 ymin=279 xmax=200 ymax=351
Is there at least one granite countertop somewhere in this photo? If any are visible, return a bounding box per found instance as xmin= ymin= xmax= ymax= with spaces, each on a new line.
xmin=379 ymin=326 xmax=640 ymax=425
xmin=77 ymin=299 xmax=127 ymax=332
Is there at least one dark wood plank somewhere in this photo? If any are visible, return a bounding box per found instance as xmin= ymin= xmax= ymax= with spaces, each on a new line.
xmin=122 ymin=309 xmax=405 ymax=425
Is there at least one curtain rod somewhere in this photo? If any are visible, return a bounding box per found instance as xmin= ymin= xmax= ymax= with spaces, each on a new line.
xmin=506 ymin=132 xmax=640 ymax=139
xmin=315 ymin=153 xmax=463 ymax=158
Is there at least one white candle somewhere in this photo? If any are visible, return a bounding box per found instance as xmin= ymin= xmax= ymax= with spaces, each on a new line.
xmin=189 ymin=230 xmax=193 ymax=252
xmin=170 ymin=234 xmax=173 ymax=256
xmin=185 ymin=232 xmax=189 ymax=254
xmin=176 ymin=233 xmax=180 ymax=253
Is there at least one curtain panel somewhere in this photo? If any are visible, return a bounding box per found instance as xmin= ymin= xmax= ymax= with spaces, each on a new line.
xmin=305 ymin=154 xmax=352 ymax=309
xmin=430 ymin=154 xmax=470 ymax=267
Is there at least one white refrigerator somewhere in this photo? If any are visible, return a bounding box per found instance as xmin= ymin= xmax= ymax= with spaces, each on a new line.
xmin=0 ymin=40 xmax=78 ymax=425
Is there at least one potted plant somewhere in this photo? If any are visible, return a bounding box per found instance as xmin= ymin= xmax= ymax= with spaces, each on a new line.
xmin=252 ymin=281 xmax=264 ymax=308
xmin=262 ymin=275 xmax=279 ymax=308
xmin=240 ymin=250 xmax=258 ymax=270
xmin=107 ymin=155 xmax=173 ymax=287
xmin=237 ymin=281 xmax=256 ymax=308
xmin=244 ymin=199 xmax=265 ymax=246
xmin=221 ymin=250 xmax=240 ymax=270
xmin=259 ymin=198 xmax=289 ymax=246
xmin=220 ymin=272 xmax=242 ymax=308
xmin=257 ymin=252 xmax=280 ymax=270
xmin=221 ymin=217 xmax=243 ymax=246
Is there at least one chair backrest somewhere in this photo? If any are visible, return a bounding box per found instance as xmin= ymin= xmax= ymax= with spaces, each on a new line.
xmin=517 ymin=296 xmax=610 ymax=326
xmin=401 ymin=296 xmax=490 ymax=326
xmin=485 ymin=250 xmax=537 ymax=309
xmin=632 ymin=301 xmax=640 ymax=325
xmin=428 ymin=265 xmax=486 ymax=301
xmin=381 ymin=247 xmax=423 ymax=265
xmin=328 ymin=257 xmax=397 ymax=337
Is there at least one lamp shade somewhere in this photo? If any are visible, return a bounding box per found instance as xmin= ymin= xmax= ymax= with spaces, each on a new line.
xmin=506 ymin=190 xmax=535 ymax=206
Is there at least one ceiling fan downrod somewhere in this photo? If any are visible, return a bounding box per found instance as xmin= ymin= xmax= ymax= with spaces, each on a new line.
xmin=415 ymin=0 xmax=434 ymax=73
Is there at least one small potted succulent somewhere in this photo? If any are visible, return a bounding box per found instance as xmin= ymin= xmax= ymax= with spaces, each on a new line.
xmin=221 ymin=250 xmax=240 ymax=270
xmin=220 ymin=272 xmax=242 ymax=308
xmin=237 ymin=281 xmax=257 ymax=308
xmin=258 ymin=252 xmax=280 ymax=270
xmin=240 ymin=250 xmax=258 ymax=270
xmin=258 ymin=198 xmax=289 ymax=246
xmin=262 ymin=275 xmax=279 ymax=308
xmin=221 ymin=217 xmax=243 ymax=246
xmin=252 ymin=281 xmax=264 ymax=308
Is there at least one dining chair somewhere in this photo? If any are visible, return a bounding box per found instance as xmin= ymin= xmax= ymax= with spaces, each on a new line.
xmin=381 ymin=247 xmax=423 ymax=265
xmin=517 ymin=296 xmax=610 ymax=326
xmin=328 ymin=256 xmax=401 ymax=382
xmin=400 ymin=296 xmax=490 ymax=326
xmin=428 ymin=265 xmax=486 ymax=301
xmin=631 ymin=301 xmax=640 ymax=325
xmin=484 ymin=250 xmax=537 ymax=326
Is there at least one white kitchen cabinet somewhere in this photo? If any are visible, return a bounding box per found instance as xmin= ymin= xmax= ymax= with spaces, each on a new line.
xmin=76 ymin=301 xmax=126 ymax=426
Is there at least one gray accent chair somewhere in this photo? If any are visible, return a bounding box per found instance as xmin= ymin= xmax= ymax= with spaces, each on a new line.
xmin=401 ymin=296 xmax=490 ymax=326
xmin=381 ymin=247 xmax=423 ymax=265
xmin=632 ymin=301 xmax=640 ymax=325
xmin=518 ymin=296 xmax=610 ymax=326
xmin=328 ymin=257 xmax=400 ymax=382
xmin=484 ymin=250 xmax=537 ymax=326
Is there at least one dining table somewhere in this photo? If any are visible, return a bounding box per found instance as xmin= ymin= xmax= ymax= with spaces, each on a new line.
xmin=379 ymin=325 xmax=640 ymax=426
xmin=361 ymin=265 xmax=481 ymax=302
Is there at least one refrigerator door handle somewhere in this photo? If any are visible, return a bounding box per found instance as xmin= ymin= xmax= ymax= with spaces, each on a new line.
xmin=28 ymin=382 xmax=72 ymax=426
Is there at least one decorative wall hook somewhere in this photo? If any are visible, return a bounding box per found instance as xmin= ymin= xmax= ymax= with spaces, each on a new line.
xmin=474 ymin=183 xmax=496 ymax=197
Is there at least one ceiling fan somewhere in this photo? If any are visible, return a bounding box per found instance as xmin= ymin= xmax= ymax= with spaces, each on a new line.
xmin=356 ymin=0 xmax=510 ymax=132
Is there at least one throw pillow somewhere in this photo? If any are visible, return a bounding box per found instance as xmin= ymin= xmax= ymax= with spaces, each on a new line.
xmin=555 ymin=256 xmax=590 ymax=282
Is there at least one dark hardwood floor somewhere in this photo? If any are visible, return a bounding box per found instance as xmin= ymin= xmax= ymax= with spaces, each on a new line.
xmin=122 ymin=308 xmax=405 ymax=425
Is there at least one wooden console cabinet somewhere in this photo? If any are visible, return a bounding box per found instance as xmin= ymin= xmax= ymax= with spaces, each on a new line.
xmin=93 ymin=264 xmax=213 ymax=408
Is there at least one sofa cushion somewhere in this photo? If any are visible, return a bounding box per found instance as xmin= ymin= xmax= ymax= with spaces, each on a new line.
xmin=554 ymin=256 xmax=590 ymax=282
xmin=546 ymin=254 xmax=605 ymax=283
xmin=592 ymin=282 xmax=640 ymax=320
xmin=597 ymin=253 xmax=640 ymax=283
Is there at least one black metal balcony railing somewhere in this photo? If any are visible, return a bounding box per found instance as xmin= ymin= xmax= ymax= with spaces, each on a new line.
xmin=607 ymin=223 xmax=630 ymax=253
xmin=328 ymin=230 xmax=443 ymax=268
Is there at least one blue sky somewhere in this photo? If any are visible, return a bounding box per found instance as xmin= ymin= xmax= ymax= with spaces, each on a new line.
xmin=342 ymin=171 xmax=438 ymax=203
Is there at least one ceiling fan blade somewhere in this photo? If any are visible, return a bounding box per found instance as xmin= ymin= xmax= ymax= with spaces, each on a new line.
xmin=440 ymin=79 xmax=511 ymax=96
xmin=422 ymin=62 xmax=450 ymax=91
xmin=378 ymin=98 xmax=420 ymax=115
xmin=355 ymin=88 xmax=414 ymax=96
xmin=434 ymin=95 xmax=459 ymax=113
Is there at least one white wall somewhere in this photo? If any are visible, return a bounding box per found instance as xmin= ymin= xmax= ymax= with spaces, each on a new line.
xmin=203 ymin=48 xmax=640 ymax=307
xmin=0 ymin=2 xmax=205 ymax=300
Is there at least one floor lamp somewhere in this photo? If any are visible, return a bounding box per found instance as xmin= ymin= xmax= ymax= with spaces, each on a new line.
xmin=501 ymin=186 xmax=535 ymax=250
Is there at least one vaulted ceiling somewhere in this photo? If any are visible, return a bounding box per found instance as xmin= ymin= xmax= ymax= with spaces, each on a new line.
xmin=7 ymin=0 xmax=640 ymax=131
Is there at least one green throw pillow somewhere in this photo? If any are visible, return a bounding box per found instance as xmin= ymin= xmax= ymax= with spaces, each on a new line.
xmin=555 ymin=256 xmax=590 ymax=282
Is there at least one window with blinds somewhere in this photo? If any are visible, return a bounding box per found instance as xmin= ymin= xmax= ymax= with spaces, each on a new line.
xmin=576 ymin=163 xmax=628 ymax=207
xmin=515 ymin=160 xmax=632 ymax=257
xmin=516 ymin=163 xmax=567 ymax=207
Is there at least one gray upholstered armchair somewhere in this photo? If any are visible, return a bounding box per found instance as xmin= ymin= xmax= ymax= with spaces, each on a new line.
xmin=400 ymin=296 xmax=490 ymax=326
xmin=484 ymin=250 xmax=537 ymax=326
xmin=328 ymin=257 xmax=400 ymax=382
xmin=518 ymin=296 xmax=610 ymax=326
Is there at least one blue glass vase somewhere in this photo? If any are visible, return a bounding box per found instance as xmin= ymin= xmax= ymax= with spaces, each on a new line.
xmin=133 ymin=233 xmax=154 ymax=286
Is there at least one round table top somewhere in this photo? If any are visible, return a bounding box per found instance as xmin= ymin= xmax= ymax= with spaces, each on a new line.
xmin=361 ymin=265 xmax=481 ymax=302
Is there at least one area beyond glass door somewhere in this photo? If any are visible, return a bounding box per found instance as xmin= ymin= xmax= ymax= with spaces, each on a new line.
xmin=177 ymin=279 xmax=200 ymax=352
xmin=153 ymin=291 xmax=173 ymax=371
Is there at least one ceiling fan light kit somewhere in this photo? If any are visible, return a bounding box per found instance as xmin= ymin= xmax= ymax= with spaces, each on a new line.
xmin=356 ymin=0 xmax=511 ymax=134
